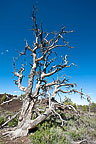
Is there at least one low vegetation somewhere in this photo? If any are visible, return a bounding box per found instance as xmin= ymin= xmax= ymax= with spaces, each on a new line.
xmin=0 ymin=117 xmax=5 ymax=126
xmin=8 ymin=117 xmax=18 ymax=127
xmin=0 ymin=94 xmax=96 ymax=143
xmin=30 ymin=112 xmax=96 ymax=144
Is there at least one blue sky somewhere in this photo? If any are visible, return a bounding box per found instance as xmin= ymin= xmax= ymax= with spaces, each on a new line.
xmin=0 ymin=0 xmax=96 ymax=104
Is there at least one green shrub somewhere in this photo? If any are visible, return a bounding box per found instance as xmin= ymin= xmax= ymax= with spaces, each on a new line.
xmin=64 ymin=97 xmax=77 ymax=110
xmin=73 ymin=103 xmax=77 ymax=109
xmin=91 ymin=102 xmax=96 ymax=108
xmin=90 ymin=102 xmax=96 ymax=112
xmin=30 ymin=121 xmax=68 ymax=144
xmin=8 ymin=117 xmax=18 ymax=127
xmin=29 ymin=111 xmax=96 ymax=143
xmin=1 ymin=93 xmax=7 ymax=102
xmin=0 ymin=116 xmax=5 ymax=125
xmin=82 ymin=105 xmax=88 ymax=112
xmin=69 ymin=130 xmax=81 ymax=141
xmin=88 ymin=129 xmax=96 ymax=138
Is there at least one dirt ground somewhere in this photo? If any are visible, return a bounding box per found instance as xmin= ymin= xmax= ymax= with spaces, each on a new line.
xmin=0 ymin=94 xmax=22 ymax=112
xmin=0 ymin=129 xmax=31 ymax=144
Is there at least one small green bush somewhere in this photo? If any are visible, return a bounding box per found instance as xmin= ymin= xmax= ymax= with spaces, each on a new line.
xmin=82 ymin=105 xmax=88 ymax=112
xmin=0 ymin=116 xmax=5 ymax=125
xmin=64 ymin=97 xmax=77 ymax=110
xmin=8 ymin=118 xmax=18 ymax=127
xmin=30 ymin=121 xmax=67 ymax=144
xmin=91 ymin=102 xmax=96 ymax=108
xmin=69 ymin=130 xmax=81 ymax=141
xmin=1 ymin=93 xmax=7 ymax=102
xmin=29 ymin=108 xmax=96 ymax=143
xmin=88 ymin=129 xmax=96 ymax=138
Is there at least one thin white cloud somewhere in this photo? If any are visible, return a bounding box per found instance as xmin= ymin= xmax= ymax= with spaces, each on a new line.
xmin=14 ymin=91 xmax=21 ymax=93
xmin=0 ymin=49 xmax=9 ymax=55
xmin=6 ymin=49 xmax=9 ymax=52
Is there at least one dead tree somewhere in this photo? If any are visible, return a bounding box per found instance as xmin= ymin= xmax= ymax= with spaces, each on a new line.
xmin=3 ymin=8 xmax=90 ymax=139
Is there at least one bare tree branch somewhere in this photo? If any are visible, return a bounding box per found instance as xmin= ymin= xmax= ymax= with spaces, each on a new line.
xmin=13 ymin=58 xmax=27 ymax=92
xmin=52 ymin=109 xmax=67 ymax=126
xmin=6 ymin=7 xmax=90 ymax=139
xmin=0 ymin=111 xmax=20 ymax=129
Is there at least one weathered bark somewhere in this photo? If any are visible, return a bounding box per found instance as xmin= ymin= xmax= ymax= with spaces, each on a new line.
xmin=3 ymin=105 xmax=53 ymax=139
xmin=4 ymin=8 xmax=90 ymax=140
xmin=29 ymin=107 xmax=53 ymax=129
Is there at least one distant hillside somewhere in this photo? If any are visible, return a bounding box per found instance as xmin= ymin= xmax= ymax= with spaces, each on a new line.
xmin=0 ymin=93 xmax=96 ymax=113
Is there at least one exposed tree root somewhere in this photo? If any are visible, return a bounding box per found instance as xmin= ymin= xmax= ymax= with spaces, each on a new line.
xmin=2 ymin=107 xmax=53 ymax=139
xmin=3 ymin=121 xmax=31 ymax=139
xmin=0 ymin=111 xmax=20 ymax=129
xmin=3 ymin=128 xmax=29 ymax=140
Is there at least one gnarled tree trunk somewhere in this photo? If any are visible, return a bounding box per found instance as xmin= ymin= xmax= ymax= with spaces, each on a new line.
xmin=3 ymin=7 xmax=90 ymax=139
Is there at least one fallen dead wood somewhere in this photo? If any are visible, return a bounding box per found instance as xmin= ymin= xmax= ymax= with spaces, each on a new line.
xmin=0 ymin=111 xmax=20 ymax=129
